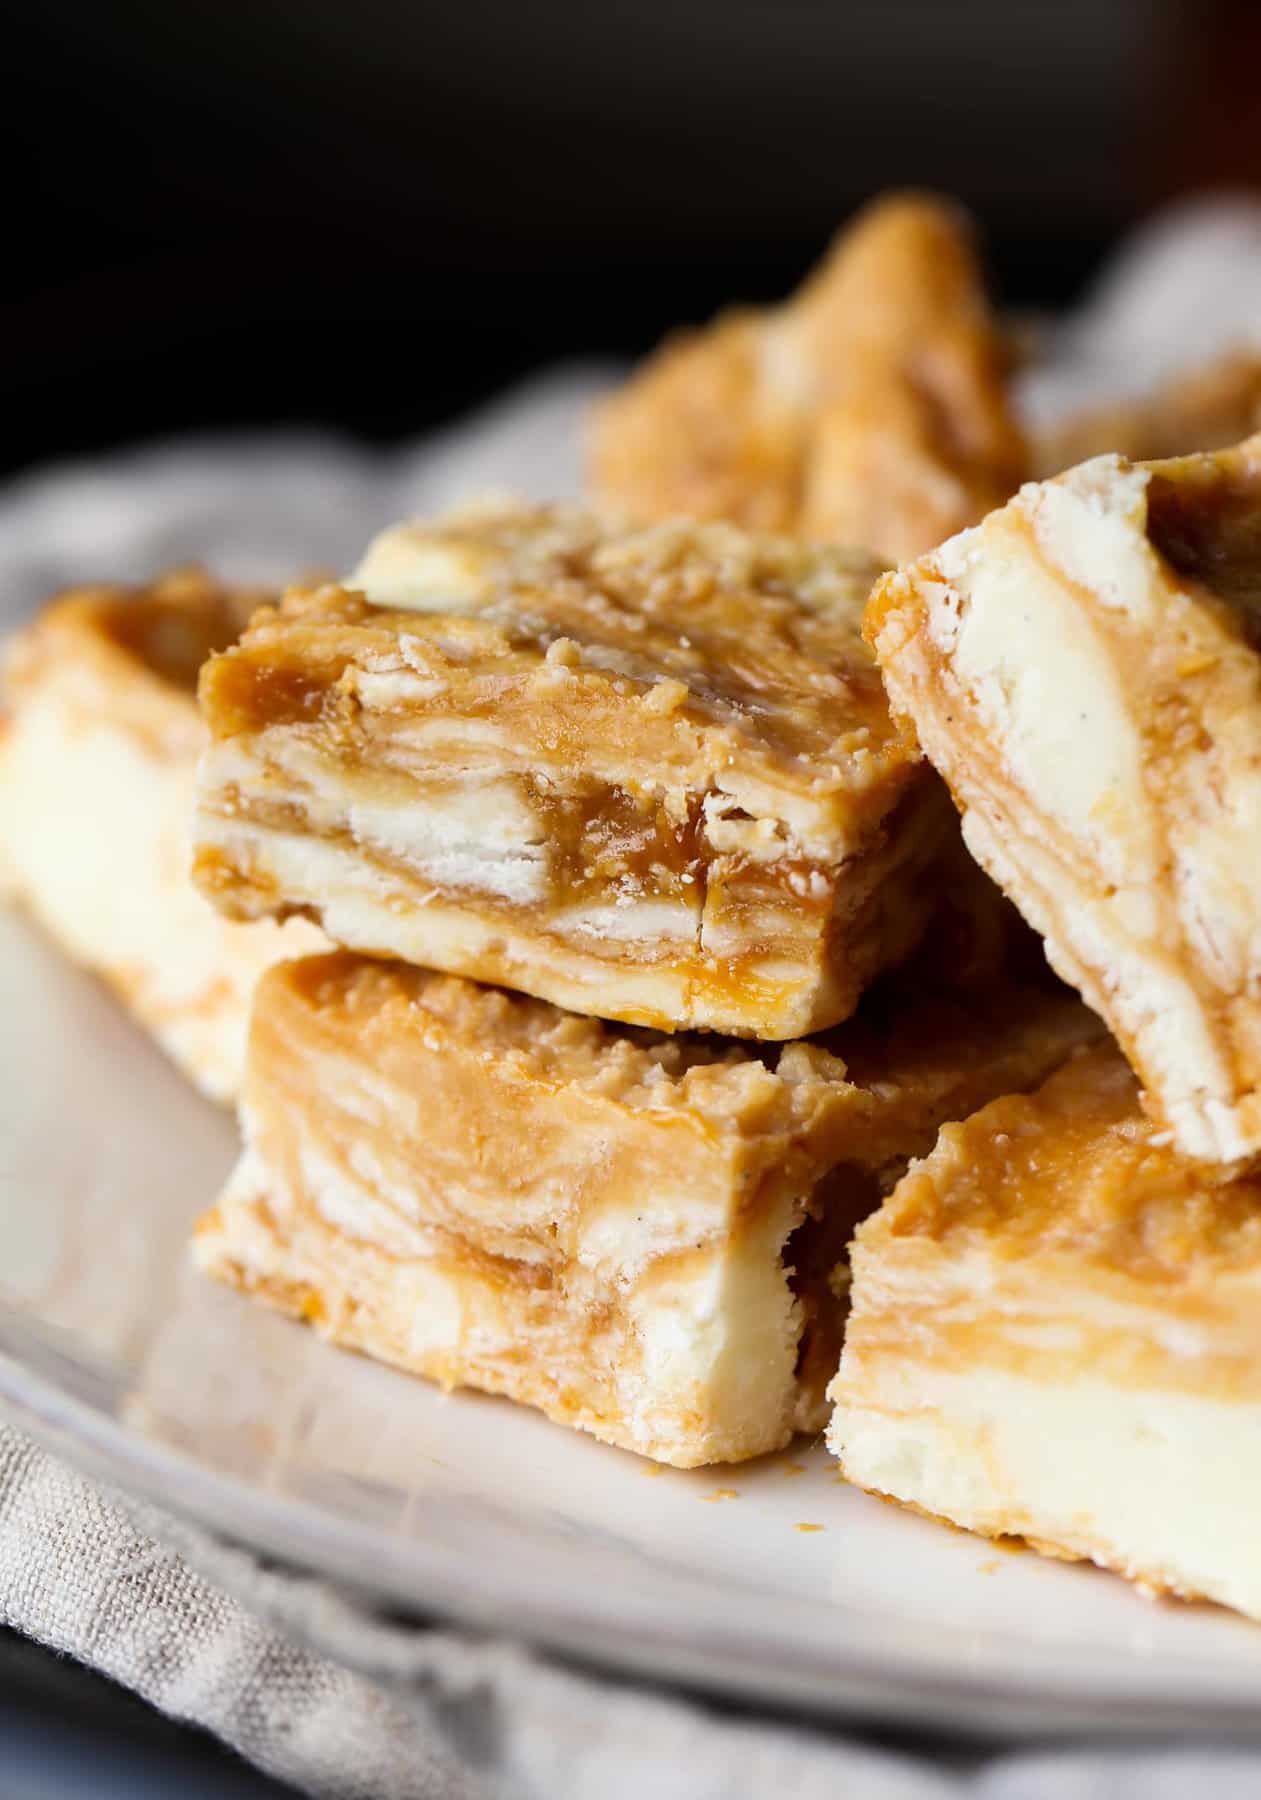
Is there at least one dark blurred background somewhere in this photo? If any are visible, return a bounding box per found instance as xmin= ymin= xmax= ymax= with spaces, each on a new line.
xmin=4 ymin=0 xmax=1259 ymax=479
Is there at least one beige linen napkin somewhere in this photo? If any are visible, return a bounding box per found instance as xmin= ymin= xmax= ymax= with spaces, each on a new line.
xmin=12 ymin=1421 xmax=1261 ymax=1800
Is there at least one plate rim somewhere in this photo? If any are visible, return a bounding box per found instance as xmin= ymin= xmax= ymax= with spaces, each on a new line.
xmin=3 ymin=1317 xmax=1261 ymax=1743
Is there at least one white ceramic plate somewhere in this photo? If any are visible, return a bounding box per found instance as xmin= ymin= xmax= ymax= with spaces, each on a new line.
xmin=4 ymin=905 xmax=1261 ymax=1739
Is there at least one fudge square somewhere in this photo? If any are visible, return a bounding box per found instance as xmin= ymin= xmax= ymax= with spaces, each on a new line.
xmin=195 ymin=950 xmax=1096 ymax=1467
xmin=866 ymin=433 xmax=1261 ymax=1166
xmin=590 ymin=192 xmax=1027 ymax=564
xmin=193 ymin=503 xmax=955 ymax=1040
xmin=0 ymin=570 xmax=323 ymax=1102
xmin=830 ymin=1043 xmax=1261 ymax=1621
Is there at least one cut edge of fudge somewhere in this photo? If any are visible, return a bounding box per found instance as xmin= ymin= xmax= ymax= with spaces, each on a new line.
xmin=192 ymin=504 xmax=958 ymax=1039
xmin=865 ymin=432 xmax=1261 ymax=1166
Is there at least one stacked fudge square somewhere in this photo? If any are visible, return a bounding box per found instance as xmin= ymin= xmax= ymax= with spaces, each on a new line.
xmin=187 ymin=503 xmax=1094 ymax=1467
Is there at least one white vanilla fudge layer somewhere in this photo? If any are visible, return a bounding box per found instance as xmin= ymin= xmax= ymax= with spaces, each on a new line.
xmin=867 ymin=434 xmax=1261 ymax=1165
xmin=838 ymin=1367 xmax=1261 ymax=1619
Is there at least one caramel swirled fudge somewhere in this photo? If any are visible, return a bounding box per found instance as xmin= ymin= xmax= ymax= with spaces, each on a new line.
xmin=196 ymin=951 xmax=1097 ymax=1466
xmin=0 ymin=570 xmax=325 ymax=1101
xmin=830 ymin=1043 xmax=1261 ymax=1620
xmin=590 ymin=192 xmax=1026 ymax=562
xmin=866 ymin=433 xmax=1261 ymax=1166
xmin=193 ymin=504 xmax=954 ymax=1040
